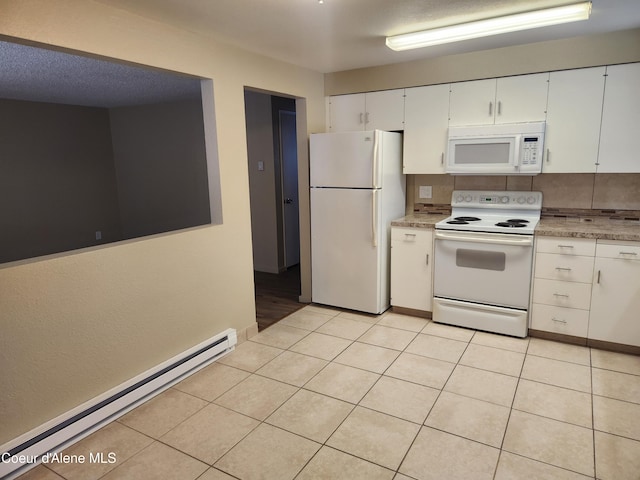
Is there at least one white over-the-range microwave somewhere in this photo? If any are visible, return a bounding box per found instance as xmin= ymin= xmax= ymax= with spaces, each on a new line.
xmin=446 ymin=122 xmax=545 ymax=175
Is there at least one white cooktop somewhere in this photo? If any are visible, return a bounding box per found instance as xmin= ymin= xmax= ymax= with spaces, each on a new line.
xmin=436 ymin=190 xmax=542 ymax=235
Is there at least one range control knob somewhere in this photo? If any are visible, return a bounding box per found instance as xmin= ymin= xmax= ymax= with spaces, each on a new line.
xmin=517 ymin=196 xmax=526 ymax=204
xmin=527 ymin=196 xmax=536 ymax=204
xmin=464 ymin=195 xmax=472 ymax=202
xmin=500 ymin=196 xmax=509 ymax=204
xmin=456 ymin=194 xmax=464 ymax=203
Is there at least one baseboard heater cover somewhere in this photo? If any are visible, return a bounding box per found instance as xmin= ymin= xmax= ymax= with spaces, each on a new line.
xmin=0 ymin=328 xmax=237 ymax=480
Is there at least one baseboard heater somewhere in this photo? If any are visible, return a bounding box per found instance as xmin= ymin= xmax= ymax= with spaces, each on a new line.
xmin=1 ymin=328 xmax=237 ymax=480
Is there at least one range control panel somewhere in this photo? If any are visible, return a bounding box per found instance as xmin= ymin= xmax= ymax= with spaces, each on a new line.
xmin=452 ymin=190 xmax=543 ymax=210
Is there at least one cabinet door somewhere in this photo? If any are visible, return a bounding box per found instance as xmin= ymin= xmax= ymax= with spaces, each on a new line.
xmin=598 ymin=63 xmax=640 ymax=173
xmin=589 ymin=255 xmax=640 ymax=346
xmin=365 ymin=89 xmax=405 ymax=131
xmin=403 ymin=84 xmax=450 ymax=174
xmin=391 ymin=228 xmax=433 ymax=311
xmin=544 ymin=67 xmax=605 ymax=173
xmin=329 ymin=93 xmax=366 ymax=132
xmin=449 ymin=79 xmax=496 ymax=126
xmin=495 ymin=73 xmax=549 ymax=124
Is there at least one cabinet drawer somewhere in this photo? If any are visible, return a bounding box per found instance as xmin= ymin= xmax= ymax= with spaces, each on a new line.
xmin=531 ymin=303 xmax=589 ymax=337
xmin=536 ymin=236 xmax=596 ymax=256
xmin=391 ymin=227 xmax=432 ymax=245
xmin=596 ymin=241 xmax=640 ymax=260
xmin=533 ymin=278 xmax=592 ymax=310
xmin=534 ymin=253 xmax=595 ymax=283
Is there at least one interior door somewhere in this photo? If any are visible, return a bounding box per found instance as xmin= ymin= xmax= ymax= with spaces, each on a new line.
xmin=311 ymin=188 xmax=382 ymax=313
xmin=279 ymin=111 xmax=300 ymax=268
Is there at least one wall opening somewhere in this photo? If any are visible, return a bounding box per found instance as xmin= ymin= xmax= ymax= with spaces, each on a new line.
xmin=0 ymin=39 xmax=221 ymax=265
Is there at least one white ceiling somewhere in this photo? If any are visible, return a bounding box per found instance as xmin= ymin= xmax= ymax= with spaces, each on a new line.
xmin=98 ymin=0 xmax=640 ymax=73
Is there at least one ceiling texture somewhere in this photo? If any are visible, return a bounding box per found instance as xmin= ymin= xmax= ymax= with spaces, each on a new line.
xmin=98 ymin=0 xmax=640 ymax=72
xmin=1 ymin=0 xmax=639 ymax=107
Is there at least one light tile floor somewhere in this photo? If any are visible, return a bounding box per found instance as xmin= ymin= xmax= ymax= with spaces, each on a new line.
xmin=18 ymin=305 xmax=640 ymax=480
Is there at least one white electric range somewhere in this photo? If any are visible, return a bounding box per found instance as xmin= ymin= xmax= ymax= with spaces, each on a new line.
xmin=433 ymin=191 xmax=542 ymax=337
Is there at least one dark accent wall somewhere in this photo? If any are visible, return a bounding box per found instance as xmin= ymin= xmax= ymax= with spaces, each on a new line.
xmin=0 ymin=98 xmax=121 ymax=263
xmin=109 ymin=99 xmax=211 ymax=239
xmin=0 ymin=97 xmax=211 ymax=264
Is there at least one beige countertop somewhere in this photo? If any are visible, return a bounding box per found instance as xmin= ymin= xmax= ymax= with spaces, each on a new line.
xmin=535 ymin=217 xmax=640 ymax=242
xmin=391 ymin=214 xmax=447 ymax=228
xmin=392 ymin=214 xmax=640 ymax=242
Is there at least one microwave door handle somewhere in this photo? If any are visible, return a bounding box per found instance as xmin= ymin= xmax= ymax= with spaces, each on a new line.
xmin=513 ymin=137 xmax=521 ymax=171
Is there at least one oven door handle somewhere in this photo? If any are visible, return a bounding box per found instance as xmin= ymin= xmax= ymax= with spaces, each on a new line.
xmin=435 ymin=231 xmax=533 ymax=247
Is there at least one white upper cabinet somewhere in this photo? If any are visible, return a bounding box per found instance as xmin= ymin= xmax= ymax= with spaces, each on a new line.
xmin=449 ymin=79 xmax=496 ymax=126
xmin=328 ymin=89 xmax=405 ymax=132
xmin=597 ymin=63 xmax=640 ymax=173
xmin=328 ymin=93 xmax=366 ymax=132
xmin=365 ymin=89 xmax=406 ymax=131
xmin=544 ymin=67 xmax=606 ymax=173
xmin=403 ymin=84 xmax=450 ymax=174
xmin=449 ymin=73 xmax=549 ymax=126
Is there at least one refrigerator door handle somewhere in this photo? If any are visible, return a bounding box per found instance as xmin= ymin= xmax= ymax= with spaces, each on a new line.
xmin=372 ymin=130 xmax=379 ymax=188
xmin=372 ymin=190 xmax=378 ymax=248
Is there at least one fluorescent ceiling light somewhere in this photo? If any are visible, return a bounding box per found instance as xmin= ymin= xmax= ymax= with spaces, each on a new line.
xmin=386 ymin=1 xmax=592 ymax=51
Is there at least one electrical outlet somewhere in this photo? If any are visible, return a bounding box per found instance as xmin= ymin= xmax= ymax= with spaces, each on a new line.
xmin=95 ymin=231 xmax=102 ymax=240
xmin=258 ymin=161 xmax=264 ymax=171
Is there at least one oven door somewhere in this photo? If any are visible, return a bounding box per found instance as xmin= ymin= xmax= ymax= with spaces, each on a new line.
xmin=434 ymin=230 xmax=534 ymax=309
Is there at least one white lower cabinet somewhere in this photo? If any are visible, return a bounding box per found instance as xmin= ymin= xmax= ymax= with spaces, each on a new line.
xmin=588 ymin=241 xmax=640 ymax=347
xmin=531 ymin=236 xmax=595 ymax=337
xmin=390 ymin=227 xmax=433 ymax=312
xmin=532 ymin=236 xmax=640 ymax=348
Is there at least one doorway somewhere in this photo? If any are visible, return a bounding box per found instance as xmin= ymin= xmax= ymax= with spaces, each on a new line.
xmin=244 ymin=90 xmax=303 ymax=330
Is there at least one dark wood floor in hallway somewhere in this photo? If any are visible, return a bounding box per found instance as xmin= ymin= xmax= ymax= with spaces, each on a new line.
xmin=254 ymin=264 xmax=303 ymax=331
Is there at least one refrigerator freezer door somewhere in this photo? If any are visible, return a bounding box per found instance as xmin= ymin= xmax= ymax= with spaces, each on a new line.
xmin=311 ymin=188 xmax=384 ymax=314
xmin=310 ymin=130 xmax=379 ymax=188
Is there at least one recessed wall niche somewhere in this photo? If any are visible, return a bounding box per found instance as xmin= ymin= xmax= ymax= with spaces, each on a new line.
xmin=0 ymin=39 xmax=221 ymax=264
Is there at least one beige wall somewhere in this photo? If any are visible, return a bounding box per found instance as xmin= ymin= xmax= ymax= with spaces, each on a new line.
xmin=245 ymin=90 xmax=280 ymax=273
xmin=326 ymin=28 xmax=640 ymax=95
xmin=0 ymin=0 xmax=324 ymax=445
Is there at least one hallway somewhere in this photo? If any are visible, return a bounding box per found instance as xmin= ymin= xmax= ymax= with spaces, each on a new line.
xmin=254 ymin=265 xmax=303 ymax=331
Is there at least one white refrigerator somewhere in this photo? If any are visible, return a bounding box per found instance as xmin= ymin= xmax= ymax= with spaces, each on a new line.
xmin=310 ymin=130 xmax=406 ymax=314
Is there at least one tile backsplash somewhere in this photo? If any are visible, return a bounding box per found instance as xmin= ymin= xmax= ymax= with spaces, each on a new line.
xmin=409 ymin=173 xmax=640 ymax=214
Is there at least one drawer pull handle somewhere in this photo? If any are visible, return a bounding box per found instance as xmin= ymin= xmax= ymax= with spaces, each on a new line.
xmin=552 ymin=317 xmax=567 ymax=324
xmin=555 ymin=267 xmax=572 ymax=271
xmin=553 ymin=293 xmax=569 ymax=298
xmin=597 ymin=270 xmax=601 ymax=284
xmin=404 ymin=233 xmax=417 ymax=238
xmin=619 ymin=251 xmax=638 ymax=256
xmin=426 ymin=253 xmax=429 ymax=265
xmin=557 ymin=245 xmax=574 ymax=248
